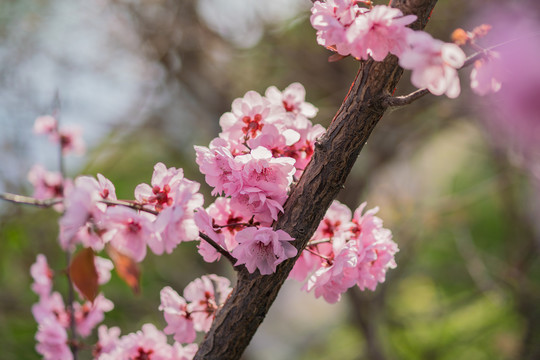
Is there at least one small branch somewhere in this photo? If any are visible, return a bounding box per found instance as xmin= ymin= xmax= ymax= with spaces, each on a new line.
xmin=199 ymin=232 xmax=238 ymax=267
xmin=98 ymin=198 xmax=159 ymax=216
xmin=306 ymin=238 xmax=332 ymax=247
xmin=0 ymin=193 xmax=63 ymax=207
xmin=383 ymin=51 xmax=488 ymax=107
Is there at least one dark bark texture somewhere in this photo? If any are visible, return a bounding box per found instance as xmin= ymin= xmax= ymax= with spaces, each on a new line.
xmin=194 ymin=1 xmax=438 ymax=358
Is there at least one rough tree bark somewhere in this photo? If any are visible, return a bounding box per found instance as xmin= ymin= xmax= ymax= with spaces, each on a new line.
xmin=194 ymin=1 xmax=438 ymax=358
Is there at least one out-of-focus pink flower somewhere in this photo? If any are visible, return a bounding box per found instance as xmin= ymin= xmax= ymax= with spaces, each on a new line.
xmin=74 ymin=294 xmax=114 ymax=337
xmin=94 ymin=256 xmax=114 ymax=285
xmin=400 ymin=31 xmax=466 ymax=98
xmin=35 ymin=317 xmax=73 ymax=360
xmin=347 ymin=5 xmax=416 ymax=61
xmin=30 ymin=254 xmax=54 ymax=298
xmin=34 ymin=115 xmax=58 ymax=135
xmin=99 ymin=323 xmax=173 ymax=360
xmin=27 ymin=164 xmax=72 ymax=201
xmin=171 ymin=343 xmax=198 ymax=360
xmin=94 ymin=325 xmax=121 ymax=357
xmin=232 ymin=227 xmax=297 ymax=275
xmin=470 ymin=54 xmax=502 ymax=96
xmin=102 ymin=206 xmax=155 ymax=262
xmin=32 ymin=291 xmax=69 ymax=328
xmin=59 ymin=175 xmax=116 ymax=251
xmin=58 ymin=124 xmax=85 ymax=155
xmin=159 ymin=286 xmax=196 ymax=344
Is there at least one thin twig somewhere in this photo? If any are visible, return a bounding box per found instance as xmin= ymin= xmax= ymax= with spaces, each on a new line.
xmin=0 ymin=193 xmax=63 ymax=207
xmin=199 ymin=232 xmax=238 ymax=267
xmin=383 ymin=51 xmax=488 ymax=107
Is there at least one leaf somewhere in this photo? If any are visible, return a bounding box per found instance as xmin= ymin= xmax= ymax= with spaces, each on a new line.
xmin=328 ymin=53 xmax=347 ymax=62
xmin=69 ymin=247 xmax=99 ymax=302
xmin=106 ymin=245 xmax=141 ymax=295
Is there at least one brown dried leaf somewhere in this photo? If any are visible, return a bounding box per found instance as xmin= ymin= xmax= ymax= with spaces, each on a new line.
xmin=69 ymin=247 xmax=99 ymax=302
xmin=106 ymin=245 xmax=141 ymax=294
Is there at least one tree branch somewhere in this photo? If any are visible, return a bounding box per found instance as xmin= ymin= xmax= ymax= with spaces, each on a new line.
xmin=194 ymin=1 xmax=438 ymax=359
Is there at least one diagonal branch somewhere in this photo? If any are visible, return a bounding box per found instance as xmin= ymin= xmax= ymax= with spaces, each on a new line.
xmin=194 ymin=1 xmax=438 ymax=359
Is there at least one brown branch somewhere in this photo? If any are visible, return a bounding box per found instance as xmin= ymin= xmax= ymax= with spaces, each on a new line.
xmin=198 ymin=232 xmax=238 ymax=267
xmin=194 ymin=1 xmax=438 ymax=359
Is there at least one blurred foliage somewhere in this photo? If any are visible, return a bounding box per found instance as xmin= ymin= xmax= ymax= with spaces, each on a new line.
xmin=1 ymin=0 xmax=539 ymax=359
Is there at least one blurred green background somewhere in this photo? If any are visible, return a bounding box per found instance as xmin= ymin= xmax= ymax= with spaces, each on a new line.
xmin=0 ymin=0 xmax=539 ymax=359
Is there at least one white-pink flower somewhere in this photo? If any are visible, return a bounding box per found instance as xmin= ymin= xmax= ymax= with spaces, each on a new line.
xmin=194 ymin=207 xmax=226 ymax=263
xmin=232 ymin=227 xmax=297 ymax=275
xmin=134 ymin=162 xmax=186 ymax=212
xmin=27 ymin=164 xmax=72 ymax=203
xmin=30 ymin=254 xmax=54 ymax=299
xmin=35 ymin=317 xmax=73 ymax=360
xmin=265 ymin=82 xmax=318 ymax=119
xmin=400 ymin=31 xmax=466 ymax=98
xmin=184 ymin=275 xmax=232 ymax=333
xmin=159 ymin=286 xmax=196 ymax=344
xmin=346 ymin=5 xmax=416 ymax=61
xmin=95 ymin=325 xmax=121 ymax=357
xmin=470 ymin=55 xmax=502 ymax=96
xmin=99 ymin=323 xmax=172 ymax=360
xmin=74 ymin=294 xmax=114 ymax=337
xmin=102 ymin=206 xmax=155 ymax=262
xmin=34 ymin=115 xmax=58 ymax=135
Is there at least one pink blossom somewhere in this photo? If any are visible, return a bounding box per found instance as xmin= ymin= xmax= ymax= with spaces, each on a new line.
xmin=171 ymin=343 xmax=198 ymax=360
xmin=134 ymin=162 xmax=185 ymax=212
xmin=152 ymin=179 xmax=204 ymax=254
xmin=346 ymin=5 xmax=416 ymax=61
xmin=99 ymin=323 xmax=173 ymax=360
xmin=34 ymin=115 xmax=58 ymax=135
xmin=232 ymin=227 xmax=297 ymax=275
xmin=102 ymin=206 xmax=155 ymax=262
xmin=219 ymin=90 xmax=280 ymax=147
xmin=30 ymin=254 xmax=54 ymax=298
xmin=265 ymin=82 xmax=318 ymax=119
xmin=205 ymin=197 xmax=250 ymax=251
xmin=35 ymin=317 xmax=73 ymax=360
xmin=58 ymin=124 xmax=85 ymax=155
xmin=74 ymin=294 xmax=114 ymax=337
xmin=303 ymin=240 xmax=359 ymax=303
xmin=59 ymin=174 xmax=116 ymax=250
xmin=159 ymin=286 xmax=196 ymax=344
xmin=194 ymin=207 xmax=226 ymax=263
xmin=400 ymin=31 xmax=466 ymax=98
xmin=311 ymin=0 xmax=363 ymax=55
xmin=94 ymin=256 xmax=114 ymax=285
xmin=27 ymin=164 xmax=72 ymax=203
xmin=350 ymin=203 xmax=398 ymax=291
xmin=184 ymin=275 xmax=232 ymax=333
xmin=470 ymin=54 xmax=502 ymax=96
xmin=194 ymin=139 xmax=243 ymax=196
xmin=32 ymin=291 xmax=69 ymax=328
xmin=94 ymin=325 xmax=121 ymax=357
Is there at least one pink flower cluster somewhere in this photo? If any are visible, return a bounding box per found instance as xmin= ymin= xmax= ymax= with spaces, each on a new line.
xmin=290 ymin=201 xmax=398 ymax=303
xmin=30 ymin=254 xmax=114 ymax=360
xmin=159 ymin=275 xmax=232 ymax=344
xmin=34 ymin=115 xmax=85 ymax=155
xmin=310 ymin=1 xmax=467 ymax=98
xmin=59 ymin=163 xmax=203 ymax=262
xmin=95 ymin=324 xmax=197 ymax=360
xmin=195 ymin=83 xmax=324 ymax=226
